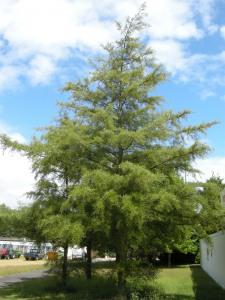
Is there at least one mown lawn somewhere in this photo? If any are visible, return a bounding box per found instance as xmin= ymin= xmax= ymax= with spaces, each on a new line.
xmin=0 ymin=263 xmax=224 ymax=299
xmin=157 ymin=265 xmax=225 ymax=300
xmin=0 ymin=258 xmax=46 ymax=276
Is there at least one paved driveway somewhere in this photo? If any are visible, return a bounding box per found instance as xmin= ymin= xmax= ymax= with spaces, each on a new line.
xmin=0 ymin=269 xmax=48 ymax=288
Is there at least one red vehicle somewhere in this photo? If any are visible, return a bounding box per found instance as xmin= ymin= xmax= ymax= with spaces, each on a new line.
xmin=0 ymin=247 xmax=9 ymax=259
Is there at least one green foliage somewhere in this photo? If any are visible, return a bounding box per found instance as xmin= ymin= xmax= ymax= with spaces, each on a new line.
xmin=0 ymin=7 xmax=222 ymax=290
xmin=0 ymin=204 xmax=25 ymax=237
xmin=127 ymin=277 xmax=162 ymax=300
xmin=1 ymin=119 xmax=86 ymax=283
xmin=174 ymin=175 xmax=225 ymax=258
xmin=61 ymin=8 xmax=219 ymax=288
xmin=199 ymin=176 xmax=225 ymax=234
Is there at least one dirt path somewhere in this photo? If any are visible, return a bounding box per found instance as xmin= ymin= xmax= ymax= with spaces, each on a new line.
xmin=0 ymin=269 xmax=48 ymax=287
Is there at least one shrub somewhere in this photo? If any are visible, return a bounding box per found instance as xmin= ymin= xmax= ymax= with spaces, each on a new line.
xmin=126 ymin=277 xmax=163 ymax=300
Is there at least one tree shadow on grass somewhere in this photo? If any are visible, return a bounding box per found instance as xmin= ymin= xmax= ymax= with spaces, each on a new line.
xmin=162 ymin=296 xmax=194 ymax=300
xmin=191 ymin=265 xmax=225 ymax=300
xmin=2 ymin=266 xmax=224 ymax=300
xmin=0 ymin=274 xmax=120 ymax=300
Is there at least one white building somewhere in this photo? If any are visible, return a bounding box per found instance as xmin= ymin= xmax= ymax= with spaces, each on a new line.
xmin=201 ymin=231 xmax=225 ymax=289
xmin=200 ymin=189 xmax=225 ymax=289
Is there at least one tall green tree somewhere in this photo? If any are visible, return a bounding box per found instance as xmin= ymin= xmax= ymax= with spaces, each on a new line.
xmin=0 ymin=7 xmax=221 ymax=293
xmin=61 ymin=8 xmax=216 ymax=290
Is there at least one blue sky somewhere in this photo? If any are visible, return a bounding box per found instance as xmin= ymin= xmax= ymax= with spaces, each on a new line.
xmin=0 ymin=0 xmax=225 ymax=207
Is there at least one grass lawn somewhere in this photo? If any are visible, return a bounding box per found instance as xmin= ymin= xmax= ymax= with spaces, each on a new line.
xmin=0 ymin=263 xmax=224 ymax=299
xmin=0 ymin=275 xmax=120 ymax=300
xmin=157 ymin=265 xmax=225 ymax=300
xmin=0 ymin=258 xmax=46 ymax=276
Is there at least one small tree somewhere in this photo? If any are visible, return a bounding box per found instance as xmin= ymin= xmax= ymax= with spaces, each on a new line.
xmin=0 ymin=118 xmax=85 ymax=284
xmin=27 ymin=179 xmax=83 ymax=285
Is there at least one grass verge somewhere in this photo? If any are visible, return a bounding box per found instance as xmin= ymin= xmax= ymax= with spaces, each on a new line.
xmin=0 ymin=263 xmax=224 ymax=299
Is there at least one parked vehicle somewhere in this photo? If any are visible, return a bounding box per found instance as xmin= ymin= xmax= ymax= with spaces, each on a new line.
xmin=72 ymin=247 xmax=86 ymax=260
xmin=0 ymin=247 xmax=9 ymax=259
xmin=24 ymin=248 xmax=45 ymax=260
xmin=8 ymin=248 xmax=22 ymax=259
xmin=0 ymin=245 xmax=22 ymax=259
xmin=14 ymin=249 xmax=22 ymax=258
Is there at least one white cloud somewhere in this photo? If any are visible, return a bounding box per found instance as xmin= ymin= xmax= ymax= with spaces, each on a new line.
xmin=185 ymin=52 xmax=225 ymax=87
xmin=0 ymin=121 xmax=26 ymax=144
xmin=150 ymin=39 xmax=188 ymax=73
xmin=0 ymin=0 xmax=219 ymax=90
xmin=149 ymin=45 xmax=225 ymax=92
xmin=0 ymin=123 xmax=34 ymax=208
xmin=220 ymin=26 xmax=225 ymax=39
xmin=146 ymin=0 xmax=202 ymax=40
xmin=200 ymin=89 xmax=216 ymax=100
xmin=149 ymin=39 xmax=210 ymax=82
xmin=142 ymin=1 xmax=223 ymax=88
xmin=0 ymin=150 xmax=34 ymax=208
xmin=194 ymin=0 xmax=218 ymax=34
xmin=0 ymin=65 xmax=22 ymax=91
xmin=188 ymin=157 xmax=225 ymax=182
xmin=27 ymin=55 xmax=57 ymax=85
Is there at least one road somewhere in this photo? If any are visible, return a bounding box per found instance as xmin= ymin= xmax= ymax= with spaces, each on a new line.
xmin=0 ymin=269 xmax=48 ymax=288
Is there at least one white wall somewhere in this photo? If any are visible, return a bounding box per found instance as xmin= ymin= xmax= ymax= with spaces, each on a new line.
xmin=201 ymin=231 xmax=225 ymax=289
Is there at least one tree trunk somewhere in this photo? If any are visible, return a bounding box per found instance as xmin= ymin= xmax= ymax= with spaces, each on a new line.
xmin=168 ymin=252 xmax=172 ymax=268
xmin=116 ymin=251 xmax=120 ymax=263
xmin=86 ymin=240 xmax=92 ymax=280
xmin=118 ymin=268 xmax=126 ymax=292
xmin=116 ymin=250 xmax=127 ymax=295
xmin=62 ymin=244 xmax=68 ymax=286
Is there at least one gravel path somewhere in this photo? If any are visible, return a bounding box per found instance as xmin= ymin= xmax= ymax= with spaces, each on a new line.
xmin=0 ymin=269 xmax=48 ymax=288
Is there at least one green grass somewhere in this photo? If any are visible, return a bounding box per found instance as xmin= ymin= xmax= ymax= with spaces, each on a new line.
xmin=0 ymin=275 xmax=120 ymax=300
xmin=0 ymin=259 xmax=47 ymax=277
xmin=0 ymin=264 xmax=224 ymax=299
xmin=157 ymin=266 xmax=195 ymax=298
xmin=0 ymin=264 xmax=46 ymax=277
xmin=156 ymin=265 xmax=225 ymax=300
